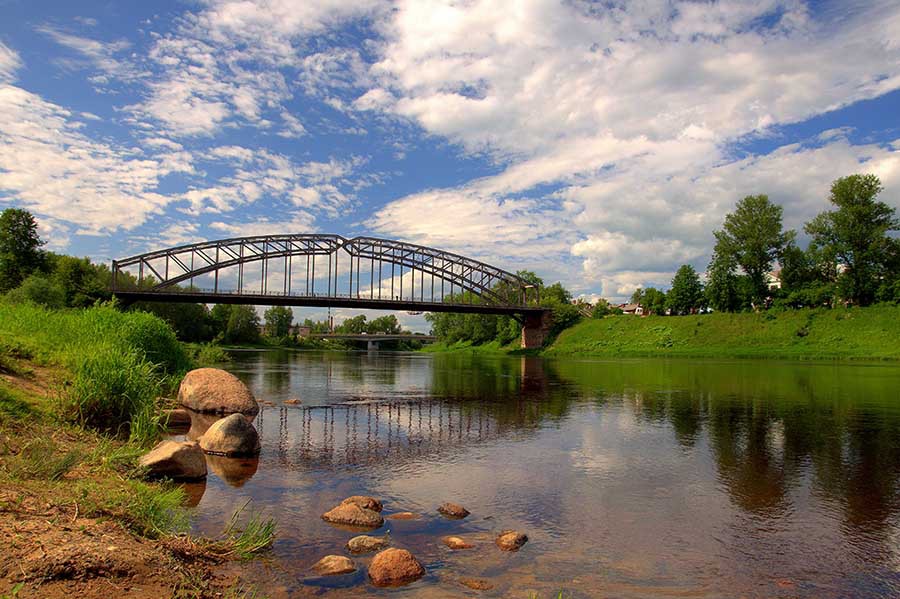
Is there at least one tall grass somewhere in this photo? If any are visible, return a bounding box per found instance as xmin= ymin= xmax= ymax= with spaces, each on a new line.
xmin=216 ymin=500 xmax=277 ymax=559
xmin=0 ymin=302 xmax=191 ymax=443
xmin=4 ymin=438 xmax=81 ymax=481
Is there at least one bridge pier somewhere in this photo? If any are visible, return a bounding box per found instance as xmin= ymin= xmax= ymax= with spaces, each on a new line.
xmin=367 ymin=340 xmax=379 ymax=351
xmin=521 ymin=310 xmax=553 ymax=349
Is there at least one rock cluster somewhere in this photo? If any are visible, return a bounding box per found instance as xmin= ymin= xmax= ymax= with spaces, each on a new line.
xmin=312 ymin=555 xmax=355 ymax=576
xmin=368 ymin=548 xmax=425 ymax=587
xmin=495 ymin=530 xmax=528 ymax=551
xmin=438 ymin=502 xmax=470 ymax=519
xmin=347 ymin=535 xmax=388 ymax=554
xmin=198 ymin=413 xmax=261 ymax=456
xmin=178 ymin=368 xmax=259 ymax=415
xmin=139 ymin=440 xmax=206 ymax=480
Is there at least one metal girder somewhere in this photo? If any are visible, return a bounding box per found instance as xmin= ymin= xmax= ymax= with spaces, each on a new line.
xmin=112 ymin=234 xmax=532 ymax=309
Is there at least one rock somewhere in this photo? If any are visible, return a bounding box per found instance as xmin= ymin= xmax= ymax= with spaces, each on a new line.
xmin=161 ymin=408 xmax=192 ymax=430
xmin=438 ymin=502 xmax=470 ymax=519
xmin=284 ymin=398 xmax=301 ymax=405
xmin=442 ymin=536 xmax=473 ymax=550
xmin=495 ymin=530 xmax=528 ymax=551
xmin=205 ymin=454 xmax=259 ymax=487
xmin=386 ymin=512 xmax=419 ymax=520
xmin=177 ymin=368 xmax=259 ymax=415
xmin=138 ymin=440 xmax=206 ymax=480
xmin=312 ymin=555 xmax=355 ymax=576
xmin=368 ymin=548 xmax=425 ymax=587
xmin=322 ymin=503 xmax=384 ymax=529
xmin=198 ymin=413 xmax=261 ymax=456
xmin=341 ymin=495 xmax=383 ymax=512
xmin=347 ymin=535 xmax=388 ymax=554
xmin=460 ymin=578 xmax=493 ymax=590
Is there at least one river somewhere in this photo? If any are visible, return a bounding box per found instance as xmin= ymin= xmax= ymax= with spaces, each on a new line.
xmin=180 ymin=350 xmax=900 ymax=598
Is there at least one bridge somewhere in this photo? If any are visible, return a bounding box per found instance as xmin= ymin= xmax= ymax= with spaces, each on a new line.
xmin=309 ymin=333 xmax=436 ymax=350
xmin=112 ymin=234 xmax=552 ymax=348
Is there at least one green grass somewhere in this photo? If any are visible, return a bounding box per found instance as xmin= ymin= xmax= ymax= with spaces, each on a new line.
xmin=216 ymin=499 xmax=277 ymax=559
xmin=422 ymin=339 xmax=518 ymax=353
xmin=0 ymin=302 xmax=191 ymax=443
xmin=546 ymin=305 xmax=900 ymax=361
xmin=184 ymin=342 xmax=232 ymax=366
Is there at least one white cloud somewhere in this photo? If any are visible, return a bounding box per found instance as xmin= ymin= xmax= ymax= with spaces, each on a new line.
xmin=0 ymin=42 xmax=21 ymax=83
xmin=209 ymin=213 xmax=317 ymax=237
xmin=366 ymin=0 xmax=900 ymax=300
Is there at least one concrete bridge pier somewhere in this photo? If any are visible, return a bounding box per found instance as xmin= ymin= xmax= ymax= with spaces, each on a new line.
xmin=521 ymin=310 xmax=553 ymax=349
xmin=367 ymin=340 xmax=379 ymax=351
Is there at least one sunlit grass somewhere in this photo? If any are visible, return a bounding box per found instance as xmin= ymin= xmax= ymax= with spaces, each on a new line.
xmin=215 ymin=499 xmax=277 ymax=559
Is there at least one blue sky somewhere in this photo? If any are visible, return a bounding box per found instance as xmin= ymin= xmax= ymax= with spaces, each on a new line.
xmin=1 ymin=0 xmax=899 ymax=326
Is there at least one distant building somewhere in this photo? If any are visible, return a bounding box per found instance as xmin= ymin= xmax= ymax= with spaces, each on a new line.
xmin=290 ymin=325 xmax=312 ymax=338
xmin=765 ymin=269 xmax=782 ymax=291
xmin=618 ymin=303 xmax=644 ymax=316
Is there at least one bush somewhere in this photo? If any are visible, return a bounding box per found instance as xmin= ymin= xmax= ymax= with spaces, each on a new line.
xmin=3 ymin=273 xmax=66 ymax=309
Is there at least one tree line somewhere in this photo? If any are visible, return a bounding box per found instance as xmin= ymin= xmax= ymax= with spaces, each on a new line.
xmin=611 ymin=173 xmax=899 ymax=316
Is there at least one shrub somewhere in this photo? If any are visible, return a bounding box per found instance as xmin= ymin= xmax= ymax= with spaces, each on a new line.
xmin=3 ymin=274 xmax=66 ymax=309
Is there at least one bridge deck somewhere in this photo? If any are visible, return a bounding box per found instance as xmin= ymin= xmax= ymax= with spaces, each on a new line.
xmin=115 ymin=290 xmax=544 ymax=317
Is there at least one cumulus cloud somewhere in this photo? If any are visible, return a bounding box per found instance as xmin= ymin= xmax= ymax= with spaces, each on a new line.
xmin=365 ymin=0 xmax=900 ymax=299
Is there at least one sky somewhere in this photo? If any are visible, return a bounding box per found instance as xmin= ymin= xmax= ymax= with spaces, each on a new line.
xmin=0 ymin=0 xmax=899 ymax=328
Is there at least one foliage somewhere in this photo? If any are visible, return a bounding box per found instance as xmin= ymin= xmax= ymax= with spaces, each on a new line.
xmin=3 ymin=273 xmax=66 ymax=309
xmin=46 ymin=253 xmax=112 ymax=307
xmin=136 ymin=301 xmax=214 ymax=343
xmin=185 ymin=342 xmax=231 ymax=366
xmin=631 ymin=287 xmax=667 ymax=315
xmin=263 ymin=306 xmax=293 ymax=337
xmin=214 ymin=499 xmax=277 ymax=559
xmin=0 ymin=208 xmax=45 ymax=293
xmin=591 ymin=298 xmax=613 ymax=318
xmin=225 ymin=305 xmax=261 ymax=344
xmin=805 ymin=174 xmax=899 ymax=306
xmin=705 ymin=250 xmax=741 ymax=312
xmin=4 ymin=437 xmax=81 ymax=481
xmin=712 ymin=194 xmax=794 ymax=305
xmin=667 ymin=265 xmax=704 ymax=314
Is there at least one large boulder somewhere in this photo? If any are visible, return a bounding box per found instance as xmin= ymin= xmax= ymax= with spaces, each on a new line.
xmin=161 ymin=408 xmax=192 ymax=431
xmin=199 ymin=413 xmax=261 ymax=456
xmin=321 ymin=502 xmax=384 ymax=529
xmin=139 ymin=440 xmax=206 ymax=480
xmin=311 ymin=555 xmax=355 ymax=576
xmin=495 ymin=530 xmax=528 ymax=551
xmin=438 ymin=502 xmax=470 ymax=519
xmin=341 ymin=495 xmax=382 ymax=512
xmin=347 ymin=535 xmax=388 ymax=554
xmin=178 ymin=368 xmax=259 ymax=415
xmin=368 ymin=548 xmax=425 ymax=587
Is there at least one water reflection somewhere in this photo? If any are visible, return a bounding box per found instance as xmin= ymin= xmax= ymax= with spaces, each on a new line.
xmin=190 ymin=351 xmax=900 ymax=598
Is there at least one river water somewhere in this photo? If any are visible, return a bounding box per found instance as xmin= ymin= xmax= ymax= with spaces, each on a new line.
xmin=181 ymin=350 xmax=900 ymax=598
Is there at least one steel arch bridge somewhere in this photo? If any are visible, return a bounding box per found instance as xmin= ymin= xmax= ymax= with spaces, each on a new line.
xmin=111 ymin=234 xmax=552 ymax=347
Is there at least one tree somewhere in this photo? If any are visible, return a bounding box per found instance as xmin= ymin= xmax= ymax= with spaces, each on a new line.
xmin=336 ymin=314 xmax=368 ymax=334
xmin=667 ymin=265 xmax=704 ymax=314
xmin=805 ymin=174 xmax=899 ymax=306
xmin=705 ymin=250 xmax=740 ymax=312
xmin=3 ymin=273 xmax=65 ymax=308
xmin=264 ymin=306 xmax=293 ymax=338
xmin=630 ymin=288 xmax=644 ymax=305
xmin=224 ymin=305 xmax=260 ymax=344
xmin=0 ymin=208 xmax=45 ymax=293
xmin=712 ymin=195 xmax=794 ymax=305
xmin=48 ymin=254 xmax=110 ymax=307
xmin=367 ymin=314 xmax=401 ymax=334
xmin=643 ymin=288 xmax=668 ymax=315
xmin=591 ymin=298 xmax=613 ymax=318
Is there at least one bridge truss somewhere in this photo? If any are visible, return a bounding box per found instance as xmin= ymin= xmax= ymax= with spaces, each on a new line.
xmin=112 ymin=234 xmax=542 ymax=315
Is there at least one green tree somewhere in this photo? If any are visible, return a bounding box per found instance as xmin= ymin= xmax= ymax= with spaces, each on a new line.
xmin=3 ymin=273 xmax=65 ymax=308
xmin=591 ymin=298 xmax=613 ymax=318
xmin=712 ymin=195 xmax=794 ymax=305
xmin=667 ymin=265 xmax=704 ymax=314
xmin=224 ymin=305 xmax=260 ymax=344
xmin=264 ymin=306 xmax=293 ymax=338
xmin=804 ymin=174 xmax=899 ymax=306
xmin=0 ymin=208 xmax=45 ymax=293
xmin=48 ymin=254 xmax=110 ymax=307
xmin=337 ymin=314 xmax=368 ymax=334
xmin=368 ymin=314 xmax=401 ymax=334
xmin=705 ymin=250 xmax=740 ymax=312
xmin=642 ymin=288 xmax=668 ymax=315
xmin=630 ymin=288 xmax=644 ymax=305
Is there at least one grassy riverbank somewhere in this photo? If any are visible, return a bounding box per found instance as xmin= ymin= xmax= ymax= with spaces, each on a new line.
xmin=545 ymin=305 xmax=900 ymax=360
xmin=0 ymin=302 xmax=267 ymax=597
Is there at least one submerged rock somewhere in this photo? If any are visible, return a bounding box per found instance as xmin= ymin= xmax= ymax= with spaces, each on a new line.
xmin=178 ymin=368 xmax=259 ymax=415
xmin=368 ymin=548 xmax=425 ymax=587
xmin=312 ymin=555 xmax=355 ymax=576
xmin=341 ymin=495 xmax=383 ymax=512
xmin=347 ymin=535 xmax=388 ymax=554
xmin=460 ymin=577 xmax=494 ymax=590
xmin=139 ymin=440 xmax=206 ymax=480
xmin=321 ymin=503 xmax=384 ymax=529
xmin=495 ymin=530 xmax=528 ymax=551
xmin=386 ymin=512 xmax=419 ymax=520
xmin=438 ymin=502 xmax=470 ymax=519
xmin=161 ymin=408 xmax=192 ymax=430
xmin=442 ymin=536 xmax=474 ymax=550
xmin=198 ymin=413 xmax=261 ymax=456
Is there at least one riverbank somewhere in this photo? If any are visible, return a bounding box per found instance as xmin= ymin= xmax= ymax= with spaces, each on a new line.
xmin=546 ymin=305 xmax=900 ymax=360
xmin=0 ymin=303 xmax=262 ymax=598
